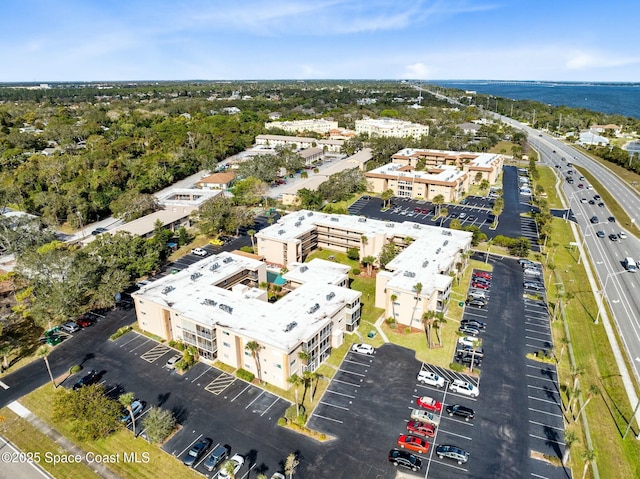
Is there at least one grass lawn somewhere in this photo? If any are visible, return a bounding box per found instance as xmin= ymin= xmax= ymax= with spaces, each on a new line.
xmin=19 ymin=385 xmax=202 ymax=479
xmin=536 ymin=166 xmax=562 ymax=208
xmin=0 ymin=407 xmax=100 ymax=479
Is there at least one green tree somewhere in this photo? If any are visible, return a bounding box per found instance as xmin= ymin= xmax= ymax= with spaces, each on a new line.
xmin=432 ymin=194 xmax=445 ymax=215
xmin=361 ymin=255 xmax=376 ymax=276
xmin=245 ymin=341 xmax=263 ymax=382
xmin=378 ymin=241 xmax=399 ymax=270
xmin=52 ymin=384 xmax=121 ymax=441
xmin=580 ymin=449 xmax=596 ymax=479
xmin=285 ymin=453 xmax=300 ymax=479
xmin=411 ymin=283 xmax=423 ymax=325
xmin=118 ymin=392 xmax=137 ymax=436
xmin=247 ymin=229 xmax=256 ymax=253
xmin=347 ymin=247 xmax=359 ymax=261
xmin=297 ymin=188 xmax=323 ymax=210
xmin=562 ymin=431 xmax=578 ymax=466
xmin=390 ymin=294 xmax=398 ymax=321
xmin=230 ymin=177 xmax=268 ymax=206
xmin=109 ymin=190 xmax=159 ymax=222
xmin=381 ymin=189 xmax=394 ymax=208
xmin=421 ymin=311 xmax=436 ymax=349
xmin=297 ymin=350 xmax=310 ymax=374
xmin=288 ymin=374 xmax=302 ymax=417
xmin=141 ymin=407 xmax=176 ymax=444
xmin=574 ymin=385 xmax=600 ymax=421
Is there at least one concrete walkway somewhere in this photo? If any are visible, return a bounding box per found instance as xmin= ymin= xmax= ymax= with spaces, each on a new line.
xmin=374 ymin=313 xmax=390 ymax=343
xmin=7 ymin=401 xmax=121 ymax=479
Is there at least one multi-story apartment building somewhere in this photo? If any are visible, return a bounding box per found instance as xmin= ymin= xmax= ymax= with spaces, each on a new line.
xmin=256 ymin=211 xmax=471 ymax=328
xmin=254 ymin=134 xmax=343 ymax=153
xmin=264 ymin=119 xmax=339 ymax=134
xmin=355 ymin=118 xmax=429 ymax=138
xmin=133 ymin=252 xmax=361 ymax=389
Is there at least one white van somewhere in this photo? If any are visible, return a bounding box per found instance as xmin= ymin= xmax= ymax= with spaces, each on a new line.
xmin=624 ymin=257 xmax=637 ymax=272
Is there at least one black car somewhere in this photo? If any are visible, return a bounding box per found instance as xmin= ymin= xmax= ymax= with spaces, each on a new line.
xmin=596 ymin=230 xmax=605 ymax=238
xmin=461 ymin=318 xmax=486 ymax=330
xmin=436 ymin=445 xmax=469 ymax=464
xmin=388 ymin=448 xmax=422 ymax=472
xmin=73 ymin=370 xmax=99 ymax=390
xmin=446 ymin=404 xmax=475 ymax=421
xmin=91 ymin=227 xmax=108 ymax=236
xmin=609 ymin=233 xmax=619 ymax=242
xmin=588 ymin=200 xmax=595 ymax=205
xmin=456 ymin=345 xmax=484 ymax=358
xmin=465 ymin=298 xmax=486 ymax=308
xmin=608 ymin=216 xmax=616 ymax=223
xmin=598 ymin=202 xmax=605 ymax=207
xmin=458 ymin=354 xmax=482 ymax=367
xmin=183 ymin=437 xmax=213 ymax=467
xmin=594 ymin=195 xmax=601 ymax=200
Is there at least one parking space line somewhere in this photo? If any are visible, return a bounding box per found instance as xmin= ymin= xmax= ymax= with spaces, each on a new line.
xmin=320 ymin=401 xmax=349 ymax=411
xmin=129 ymin=338 xmax=151 ymax=353
xmin=528 ymin=396 xmax=561 ymax=406
xmin=313 ymin=413 xmax=343 ymax=423
xmin=326 ymin=389 xmax=356 ymax=399
xmin=245 ymin=390 xmax=265 ymax=409
xmin=437 ymin=429 xmax=472 ymax=441
xmin=529 ymin=434 xmax=565 ymax=445
xmin=260 ymin=397 xmax=281 ymax=417
xmin=337 ymin=368 xmax=366 ymax=377
xmin=531 ymin=473 xmax=552 ymax=479
xmin=525 ymin=328 xmax=551 ymax=336
xmin=429 ymin=459 xmax=468 ymax=473
xmin=528 ymin=407 xmax=564 ymax=418
xmin=331 ymin=378 xmax=360 ymax=387
xmin=529 ymin=420 xmax=565 ymax=431
xmin=176 ymin=434 xmax=202 ymax=458
xmin=527 ymin=385 xmax=559 ymax=394
xmin=118 ymin=334 xmax=141 ymax=348
xmin=191 ymin=365 xmax=212 ymax=383
xmin=525 ymin=336 xmax=550 ymax=343
xmin=204 ymin=373 xmax=235 ymax=395
xmin=526 ymin=375 xmax=556 ymax=383
xmin=140 ymin=344 xmax=171 ymax=363
xmin=343 ymin=358 xmax=372 ymax=367
xmin=230 ymin=384 xmax=251 ymax=402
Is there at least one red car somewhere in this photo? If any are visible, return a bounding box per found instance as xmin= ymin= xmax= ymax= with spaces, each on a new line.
xmin=471 ymin=281 xmax=489 ymax=290
xmin=416 ymin=396 xmax=443 ymax=413
xmin=397 ymin=434 xmax=430 ymax=454
xmin=414 ymin=208 xmax=421 ymax=213
xmin=421 ymin=209 xmax=429 ymax=214
xmin=76 ymin=316 xmax=93 ymax=328
xmin=407 ymin=420 xmax=436 ymax=438
xmin=473 ymin=271 xmax=492 ymax=280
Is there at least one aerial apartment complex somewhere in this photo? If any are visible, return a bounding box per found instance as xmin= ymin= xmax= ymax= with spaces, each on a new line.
xmin=365 ymin=148 xmax=504 ymax=201
xmin=264 ymin=119 xmax=339 ymax=134
xmin=355 ymin=118 xmax=430 ymax=138
xmin=254 ymin=134 xmax=343 ymax=153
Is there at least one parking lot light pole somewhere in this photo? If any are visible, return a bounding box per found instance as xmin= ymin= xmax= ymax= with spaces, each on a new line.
xmin=595 ymin=270 xmax=629 ymax=325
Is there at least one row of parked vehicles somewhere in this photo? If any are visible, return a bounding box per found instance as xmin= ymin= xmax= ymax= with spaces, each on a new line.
xmin=388 ymin=369 xmax=475 ymax=473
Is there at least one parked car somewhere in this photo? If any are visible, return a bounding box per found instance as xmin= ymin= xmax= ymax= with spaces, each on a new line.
xmin=351 ymin=343 xmax=375 ymax=355
xmin=459 ymin=213 xmax=467 ymax=219
xmin=471 ymin=281 xmax=489 ymax=290
xmin=73 ymin=370 xmax=99 ymax=390
xmin=416 ymin=396 xmax=443 ymax=413
xmin=397 ymin=434 xmax=429 ymax=454
xmin=410 ymin=409 xmax=440 ymax=426
xmin=523 ymin=268 xmax=542 ymax=277
xmin=449 ymin=379 xmax=479 ymax=398
xmin=218 ymin=454 xmax=244 ymax=479
xmin=467 ymin=290 xmax=486 ymax=300
xmin=76 ymin=316 xmax=94 ymax=328
xmin=91 ymin=227 xmax=108 ymax=236
xmin=119 ymin=400 xmax=144 ymax=424
xmin=523 ymin=281 xmax=544 ymax=291
xmin=416 ymin=370 xmax=445 ymax=388
xmin=165 ymin=354 xmax=181 ymax=370
xmin=406 ymin=420 xmax=436 ymax=438
xmin=182 ymin=437 xmax=213 ymax=467
xmin=518 ymin=259 xmax=536 ymax=268
xmin=192 ymin=247 xmax=208 ymax=257
xmin=473 ymin=271 xmax=492 ymax=280
xmin=458 ymin=336 xmax=480 ymax=348
xmin=445 ymin=404 xmax=475 ymax=421
xmin=60 ymin=321 xmax=81 ymax=334
xmin=458 ymin=325 xmax=480 ymax=336
xmin=435 ymin=444 xmax=469 ymax=464
xmin=465 ymin=298 xmax=486 ymax=308
xmin=456 ymin=345 xmax=484 ymax=359
xmin=461 ymin=319 xmax=486 ymax=330
xmin=388 ymin=448 xmax=422 ymax=472
xmin=203 ymin=444 xmax=231 ymax=472
xmin=458 ymin=354 xmax=482 ymax=367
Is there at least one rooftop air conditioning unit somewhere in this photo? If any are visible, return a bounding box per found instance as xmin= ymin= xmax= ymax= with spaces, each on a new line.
xmin=331 ymin=217 xmax=339 ymax=222
xmin=436 ymin=248 xmax=441 ymax=254
xmin=443 ymin=240 xmax=449 ymax=246
xmin=358 ymin=217 xmax=366 ymax=222
xmin=223 ymin=257 xmax=233 ymax=263
xmin=278 ymin=230 xmax=285 ymax=235
xmin=300 ymin=266 xmax=308 ymax=273
xmin=295 ymin=222 xmax=301 ymax=227
xmin=326 ymin=291 xmax=336 ymax=300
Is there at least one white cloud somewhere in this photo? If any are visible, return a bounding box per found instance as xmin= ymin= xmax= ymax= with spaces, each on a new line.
xmin=566 ymin=51 xmax=640 ymax=70
xmin=401 ymin=62 xmax=432 ymax=79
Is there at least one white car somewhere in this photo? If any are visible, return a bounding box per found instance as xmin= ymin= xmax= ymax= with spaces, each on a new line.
xmin=351 ymin=343 xmax=375 ymax=355
xmin=165 ymin=354 xmax=181 ymax=370
xmin=619 ymin=232 xmax=627 ymax=240
xmin=449 ymin=379 xmax=479 ymax=398
xmin=416 ymin=370 xmax=445 ymax=388
xmin=192 ymin=247 xmax=208 ymax=257
xmin=523 ymin=268 xmax=542 ymax=277
xmin=219 ymin=454 xmax=244 ymax=479
xmin=458 ymin=336 xmax=480 ymax=348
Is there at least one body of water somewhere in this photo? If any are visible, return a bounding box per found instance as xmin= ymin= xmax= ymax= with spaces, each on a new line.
xmin=428 ymin=81 xmax=640 ymax=120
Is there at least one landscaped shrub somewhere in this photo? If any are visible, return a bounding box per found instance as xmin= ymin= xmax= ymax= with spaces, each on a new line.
xmin=109 ymin=325 xmax=132 ymax=340
xmin=236 ymin=368 xmax=255 ymax=382
xmin=347 ymin=248 xmax=359 ymax=260
xmin=352 ymin=268 xmax=361 ymax=276
xmin=69 ymin=365 xmax=82 ymax=374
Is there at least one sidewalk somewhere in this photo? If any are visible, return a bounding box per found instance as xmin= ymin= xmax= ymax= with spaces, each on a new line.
xmin=7 ymin=401 xmax=121 ymax=479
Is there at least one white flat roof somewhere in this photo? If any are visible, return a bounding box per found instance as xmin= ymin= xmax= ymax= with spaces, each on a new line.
xmin=368 ymin=162 xmax=465 ymax=183
xmin=134 ymin=252 xmax=359 ymax=351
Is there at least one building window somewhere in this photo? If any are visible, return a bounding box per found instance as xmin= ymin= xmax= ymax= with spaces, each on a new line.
xmin=223 ymin=342 xmax=230 ymax=348
xmin=223 ymin=331 xmax=230 ymax=336
xmin=275 ymin=364 xmax=282 ymax=369
xmin=245 ymin=351 xmax=251 ymax=356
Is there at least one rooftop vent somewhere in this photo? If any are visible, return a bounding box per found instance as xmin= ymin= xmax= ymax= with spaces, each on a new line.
xmin=219 ymin=303 xmax=233 ymax=314
xmin=278 ymin=229 xmax=285 ymax=235
xmin=442 ymin=230 xmax=452 ymax=236
xmin=161 ymin=286 xmax=175 ymax=295
xmin=300 ymin=265 xmax=308 ymax=273
xmin=299 ymin=216 xmax=305 ymax=221
xmin=283 ymin=321 xmax=298 ymax=332
xmin=385 ymin=223 xmax=394 ymax=228
xmin=358 ymin=217 xmax=366 ymax=222
xmin=326 ymin=291 xmax=336 ymax=301
xmin=443 ymin=240 xmax=449 ymax=246
xmin=403 ymin=271 xmax=416 ymax=278
xmin=413 ymin=224 xmax=421 ymax=229
xmin=436 ymin=248 xmax=441 ymax=254
xmin=422 ymin=260 xmax=429 ymax=268
xmin=308 ymin=303 xmax=320 ymax=314
xmin=330 ymin=217 xmax=339 ymax=222
xmin=295 ymin=222 xmax=301 ymax=227
xmin=210 ymin=263 xmax=220 ymax=271
xmin=190 ymin=272 xmax=202 ymax=281
xmin=307 ymin=212 xmax=313 ymax=216
xmin=202 ymin=298 xmax=217 ymax=307
xmin=223 ymin=257 xmax=233 ymax=263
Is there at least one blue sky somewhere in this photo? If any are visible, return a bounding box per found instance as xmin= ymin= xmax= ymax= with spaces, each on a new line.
xmin=1 ymin=0 xmax=639 ymax=82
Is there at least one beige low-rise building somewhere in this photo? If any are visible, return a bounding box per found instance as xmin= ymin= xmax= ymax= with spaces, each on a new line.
xmin=355 ymin=118 xmax=429 ymax=138
xmin=133 ymin=252 xmax=361 ymax=389
xmin=255 ymin=134 xmax=343 ymax=153
xmin=265 ymin=119 xmax=339 ymax=134
xmin=196 ymin=171 xmax=237 ymax=190
xmin=256 ymin=211 xmax=471 ymax=326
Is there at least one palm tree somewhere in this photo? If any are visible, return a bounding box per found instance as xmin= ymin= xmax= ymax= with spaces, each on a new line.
xmin=0 ymin=338 xmax=11 ymax=372
xmin=245 ymin=341 xmax=263 ymax=382
xmin=574 ymin=385 xmax=600 ymax=421
xmin=421 ymin=311 xmax=435 ymax=348
xmin=381 ymin=189 xmax=394 ymax=208
xmin=247 ymin=229 xmax=256 ymax=253
xmin=288 ymin=374 xmax=302 ymax=416
xmin=223 ymin=459 xmax=237 ymax=479
xmin=297 ymin=350 xmax=310 ymax=375
xmin=433 ymin=312 xmax=446 ymax=347
xmin=410 ymin=283 xmax=423 ymax=325
xmin=390 ymin=294 xmax=398 ymax=320
xmin=119 ymin=392 xmax=137 ymax=435
xmin=285 ymin=453 xmax=299 ymax=479
xmin=432 ymin=194 xmax=444 ymax=215
xmin=556 ymin=337 xmax=570 ymax=364
xmin=439 ymin=207 xmax=448 ymax=226
xmin=302 ymin=371 xmax=313 ymax=403
xmin=580 ymin=448 xmax=596 ymax=479
xmin=562 ymin=431 xmax=578 ymax=465
xmin=36 ymin=345 xmax=56 ymax=388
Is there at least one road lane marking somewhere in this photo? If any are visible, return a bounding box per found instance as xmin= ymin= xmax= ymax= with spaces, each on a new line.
xmin=0 ymin=380 xmax=9 ymax=390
